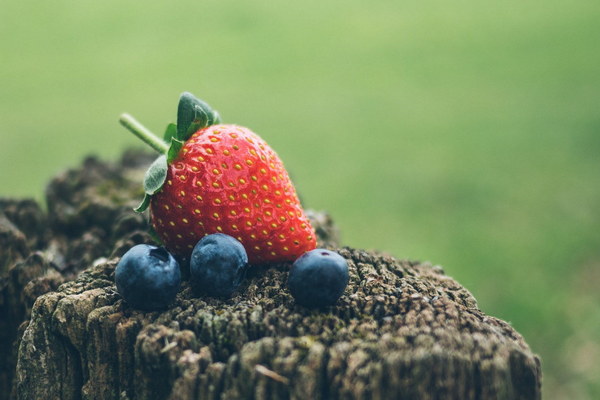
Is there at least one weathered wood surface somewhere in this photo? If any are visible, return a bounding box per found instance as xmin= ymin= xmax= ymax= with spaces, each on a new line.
xmin=1 ymin=152 xmax=541 ymax=399
xmin=1 ymin=150 xmax=155 ymax=398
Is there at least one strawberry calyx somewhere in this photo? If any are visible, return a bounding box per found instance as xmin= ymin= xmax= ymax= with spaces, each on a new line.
xmin=119 ymin=93 xmax=221 ymax=212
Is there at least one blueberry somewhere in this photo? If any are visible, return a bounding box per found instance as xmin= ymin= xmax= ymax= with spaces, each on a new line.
xmin=288 ymin=249 xmax=349 ymax=308
xmin=115 ymin=244 xmax=181 ymax=310
xmin=190 ymin=233 xmax=249 ymax=298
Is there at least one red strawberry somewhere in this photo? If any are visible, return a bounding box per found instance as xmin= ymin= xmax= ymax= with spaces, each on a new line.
xmin=120 ymin=93 xmax=316 ymax=264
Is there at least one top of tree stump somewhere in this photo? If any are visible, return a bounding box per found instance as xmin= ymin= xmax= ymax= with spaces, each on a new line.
xmin=1 ymin=150 xmax=541 ymax=400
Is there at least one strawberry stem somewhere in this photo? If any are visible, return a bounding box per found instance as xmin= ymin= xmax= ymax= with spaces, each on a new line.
xmin=119 ymin=113 xmax=169 ymax=154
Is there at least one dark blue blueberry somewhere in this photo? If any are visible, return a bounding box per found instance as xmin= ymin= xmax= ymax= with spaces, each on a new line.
xmin=288 ymin=249 xmax=349 ymax=308
xmin=115 ymin=244 xmax=181 ymax=310
xmin=190 ymin=233 xmax=249 ymax=298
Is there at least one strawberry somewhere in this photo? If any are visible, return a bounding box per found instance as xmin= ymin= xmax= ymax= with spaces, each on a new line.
xmin=120 ymin=93 xmax=316 ymax=264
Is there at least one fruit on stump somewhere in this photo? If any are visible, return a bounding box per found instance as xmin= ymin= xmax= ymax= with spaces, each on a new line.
xmin=119 ymin=93 xmax=317 ymax=264
xmin=115 ymin=244 xmax=181 ymax=310
xmin=190 ymin=233 xmax=248 ymax=298
xmin=287 ymin=249 xmax=349 ymax=307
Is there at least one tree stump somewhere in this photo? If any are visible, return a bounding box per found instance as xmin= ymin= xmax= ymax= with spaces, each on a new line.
xmin=1 ymin=152 xmax=541 ymax=399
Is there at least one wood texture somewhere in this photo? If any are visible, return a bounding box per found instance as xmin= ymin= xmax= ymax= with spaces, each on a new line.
xmin=1 ymin=152 xmax=541 ymax=399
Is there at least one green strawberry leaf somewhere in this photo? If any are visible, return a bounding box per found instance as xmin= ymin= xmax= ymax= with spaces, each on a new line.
xmin=213 ymin=110 xmax=222 ymax=125
xmin=177 ymin=92 xmax=221 ymax=141
xmin=163 ymin=123 xmax=177 ymax=142
xmin=167 ymin=137 xmax=184 ymax=164
xmin=134 ymin=194 xmax=151 ymax=213
xmin=134 ymin=155 xmax=168 ymax=213
xmin=144 ymin=155 xmax=168 ymax=195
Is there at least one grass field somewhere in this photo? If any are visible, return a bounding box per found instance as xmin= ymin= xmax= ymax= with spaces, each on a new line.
xmin=1 ymin=0 xmax=599 ymax=397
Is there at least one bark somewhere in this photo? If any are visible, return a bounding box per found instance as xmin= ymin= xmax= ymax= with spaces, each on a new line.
xmin=1 ymin=151 xmax=541 ymax=399
xmin=1 ymin=150 xmax=156 ymax=397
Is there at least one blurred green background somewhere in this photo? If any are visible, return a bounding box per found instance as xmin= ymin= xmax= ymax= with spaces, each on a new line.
xmin=1 ymin=0 xmax=599 ymax=397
